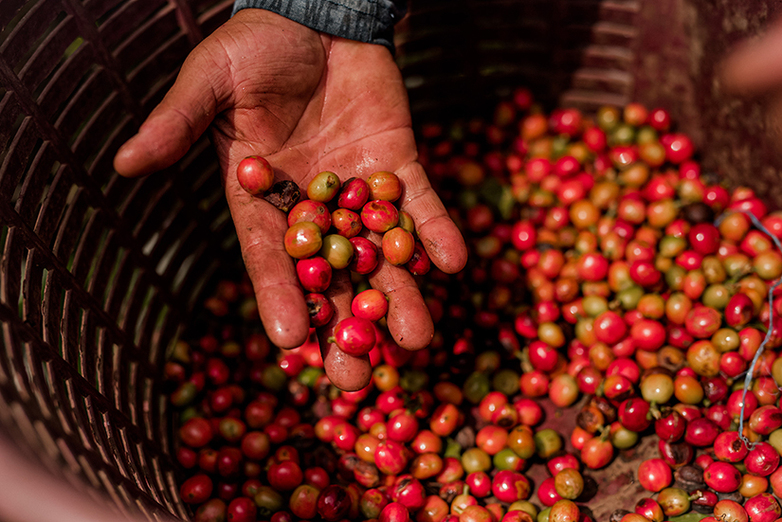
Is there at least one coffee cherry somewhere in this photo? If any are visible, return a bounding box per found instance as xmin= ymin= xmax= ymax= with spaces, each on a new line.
xmin=554 ymin=468 xmax=584 ymax=499
xmin=338 ymin=177 xmax=370 ymax=210
xmin=368 ymin=171 xmax=402 ymax=202
xmin=284 ymin=222 xmax=322 ymax=259
xmin=317 ymin=485 xmax=351 ymax=522
xmin=332 ymin=317 xmax=377 ymax=356
xmin=349 ymin=237 xmax=380 ymax=274
xmin=237 ymin=156 xmax=274 ymax=195
xmin=382 ymin=227 xmax=415 ymax=265
xmin=352 ymin=289 xmax=389 ymax=322
xmin=407 ymin=242 xmax=431 ymax=276
xmin=180 ymin=417 xmax=213 ymax=448
xmin=288 ymin=200 xmax=332 ymax=234
xmin=296 ymin=256 xmax=332 ymax=292
xmin=307 ymin=171 xmax=341 ymax=202
xmin=306 ymin=293 xmax=334 ymax=327
xmin=289 ymin=484 xmax=320 ymax=519
xmin=362 ymin=200 xmax=400 ymax=233
xmin=637 ymin=458 xmax=672 ymax=492
xmin=227 ymin=497 xmax=256 ymax=522
xmin=320 ymin=234 xmax=354 ymax=269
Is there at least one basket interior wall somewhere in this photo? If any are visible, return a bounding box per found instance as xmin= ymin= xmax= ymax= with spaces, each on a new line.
xmin=0 ymin=0 xmax=781 ymax=520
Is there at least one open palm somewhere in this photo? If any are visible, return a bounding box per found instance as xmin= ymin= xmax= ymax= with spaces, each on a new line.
xmin=114 ymin=9 xmax=467 ymax=390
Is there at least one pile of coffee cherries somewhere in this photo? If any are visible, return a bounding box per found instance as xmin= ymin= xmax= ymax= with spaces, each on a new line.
xmin=285 ymin=170 xmax=430 ymax=353
xmin=238 ymin=161 xmax=430 ymax=355
xmin=167 ymin=89 xmax=782 ymax=522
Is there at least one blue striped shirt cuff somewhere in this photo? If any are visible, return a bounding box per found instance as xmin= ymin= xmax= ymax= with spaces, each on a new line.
xmin=232 ymin=0 xmax=406 ymax=53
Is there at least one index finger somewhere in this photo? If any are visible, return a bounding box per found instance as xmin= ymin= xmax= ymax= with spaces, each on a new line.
xmin=224 ymin=174 xmax=311 ymax=350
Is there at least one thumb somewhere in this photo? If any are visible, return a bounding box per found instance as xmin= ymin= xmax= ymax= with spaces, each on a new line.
xmin=114 ymin=47 xmax=229 ymax=177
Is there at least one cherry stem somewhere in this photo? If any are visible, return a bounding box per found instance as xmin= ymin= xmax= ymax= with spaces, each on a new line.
xmin=649 ymin=401 xmax=661 ymax=420
xmin=687 ymin=491 xmax=703 ymax=501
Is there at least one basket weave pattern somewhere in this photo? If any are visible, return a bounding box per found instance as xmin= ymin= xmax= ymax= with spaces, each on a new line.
xmin=1 ymin=0 xmax=782 ymax=521
xmin=0 ymin=0 xmax=236 ymax=519
xmin=0 ymin=1 xmax=640 ymax=516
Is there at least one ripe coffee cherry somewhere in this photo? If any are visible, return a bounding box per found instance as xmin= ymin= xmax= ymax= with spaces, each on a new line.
xmin=594 ymin=311 xmax=627 ymax=345
xmin=685 ymin=306 xmax=722 ymax=339
xmin=368 ymin=171 xmax=402 ymax=202
xmin=618 ymin=398 xmax=651 ymax=432
xmin=744 ymin=493 xmax=781 ymax=522
xmin=577 ymin=252 xmax=609 ymax=281
xmin=703 ymin=461 xmax=741 ymax=494
xmin=241 ymin=431 xmax=270 ymax=461
xmin=391 ymin=475 xmax=426 ymax=510
xmin=227 ymin=497 xmax=257 ymax=522
xmin=196 ymin=499 xmax=227 ymax=521
xmin=344 ymin=239 xmax=377 ymax=277
xmin=375 ymin=440 xmax=409 ymax=476
xmin=631 ymin=319 xmax=666 ymax=351
xmin=180 ymin=474 xmax=213 ymax=504
xmin=332 ymin=208 xmax=363 ymax=238
xmin=407 ymin=243 xmax=431 ymax=276
xmin=317 ymin=485 xmax=351 ymax=522
xmin=382 ymin=228 xmax=416 ymax=265
xmin=637 ymin=458 xmax=671 ymax=492
xmin=339 ymin=177 xmax=371 ymax=210
xmin=684 ymin=418 xmax=719 ymax=447
xmin=288 ymin=200 xmax=332 ymax=234
xmin=688 ymin=223 xmax=720 ymax=255
xmin=332 ymin=317 xmax=377 ymax=356
xmin=306 ymin=293 xmax=334 ymax=327
xmin=664 ymin=133 xmax=694 ymax=164
xmin=379 ymin=502 xmax=411 ymax=522
xmin=746 ymin=442 xmax=781 ymax=477
xmin=285 ymin=222 xmax=322 ymax=259
xmin=268 ymin=461 xmax=303 ymax=491
xmin=635 ymin=498 xmax=664 ymax=522
xmin=492 ymin=470 xmax=531 ymax=503
xmin=180 ymin=417 xmax=213 ymax=448
xmin=511 ymin=220 xmax=536 ymax=251
xmin=237 ymin=156 xmax=274 ymax=195
xmin=362 ymin=200 xmax=400 ymax=233
xmin=296 ymin=257 xmax=332 ymax=293
xmin=465 ymin=471 xmax=492 ymax=498
xmin=713 ymin=430 xmax=749 ymax=462
xmin=581 ymin=437 xmax=614 ymax=469
xmin=352 ymin=289 xmax=389 ymax=322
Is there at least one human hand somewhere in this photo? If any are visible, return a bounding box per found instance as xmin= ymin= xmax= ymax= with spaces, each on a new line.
xmin=721 ymin=17 xmax=782 ymax=125
xmin=113 ymin=8 xmax=468 ymax=390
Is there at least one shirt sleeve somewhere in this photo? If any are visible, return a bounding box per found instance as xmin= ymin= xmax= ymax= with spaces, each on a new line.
xmin=232 ymin=0 xmax=407 ymax=53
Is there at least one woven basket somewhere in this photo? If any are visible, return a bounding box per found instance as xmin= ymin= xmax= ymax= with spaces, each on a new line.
xmin=0 ymin=1 xmax=780 ymax=521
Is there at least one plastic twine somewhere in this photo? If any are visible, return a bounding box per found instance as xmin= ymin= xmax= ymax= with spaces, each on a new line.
xmin=713 ymin=209 xmax=782 ymax=450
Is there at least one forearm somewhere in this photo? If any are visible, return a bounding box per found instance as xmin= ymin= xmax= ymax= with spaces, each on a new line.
xmin=232 ymin=0 xmax=407 ymax=53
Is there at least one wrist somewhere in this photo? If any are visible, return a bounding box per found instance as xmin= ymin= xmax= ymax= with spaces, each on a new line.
xmin=232 ymin=0 xmax=405 ymax=53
